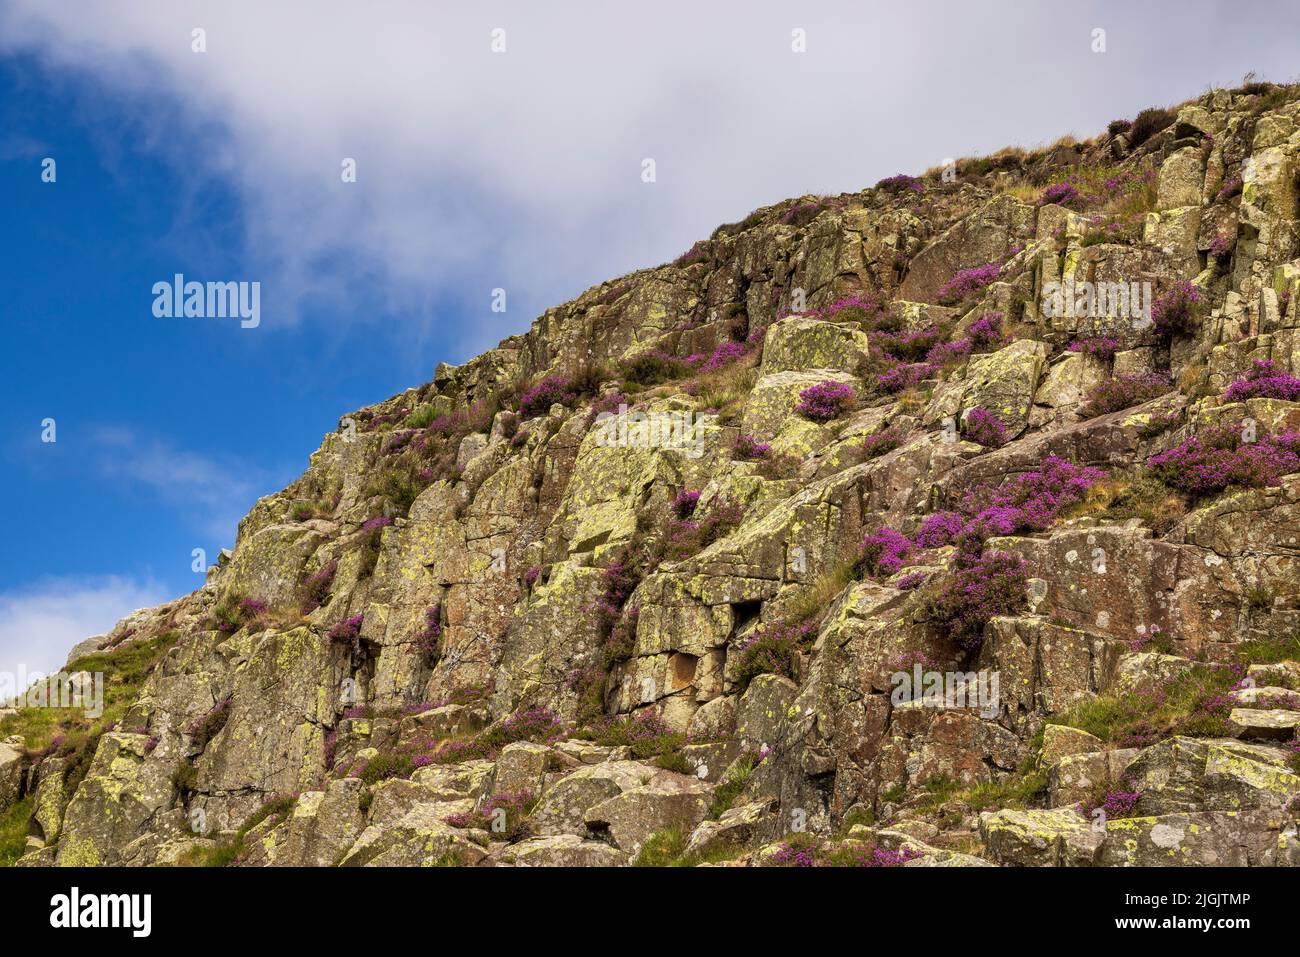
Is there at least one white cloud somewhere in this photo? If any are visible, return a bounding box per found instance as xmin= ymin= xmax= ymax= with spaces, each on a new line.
xmin=89 ymin=426 xmax=280 ymax=542
xmin=3 ymin=0 xmax=1297 ymax=359
xmin=0 ymin=575 xmax=169 ymax=678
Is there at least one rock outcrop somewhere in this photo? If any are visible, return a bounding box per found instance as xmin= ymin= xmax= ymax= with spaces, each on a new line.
xmin=4 ymin=79 xmax=1300 ymax=868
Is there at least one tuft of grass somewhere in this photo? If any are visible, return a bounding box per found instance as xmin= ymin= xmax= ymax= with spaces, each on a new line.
xmin=357 ymin=751 xmax=415 ymax=786
xmin=632 ymin=825 xmax=740 ymax=867
xmin=1064 ymin=469 xmax=1188 ymax=535
xmin=958 ymin=769 xmax=1049 ymax=812
xmin=689 ymin=356 xmax=760 ymax=423
xmin=779 ymin=557 xmax=857 ymax=629
xmin=915 ymin=774 xmax=959 ymax=813
xmin=708 ymin=753 xmax=757 ymax=819
xmin=1048 ymin=662 xmax=1247 ymax=747
xmin=403 ymin=404 xmax=440 ymax=428
xmin=633 ymin=825 xmax=688 ymax=866
xmin=179 ymin=793 xmax=299 ymax=867
xmin=0 ymin=797 xmax=34 ymax=867
xmin=1234 ymin=634 xmax=1300 ymax=666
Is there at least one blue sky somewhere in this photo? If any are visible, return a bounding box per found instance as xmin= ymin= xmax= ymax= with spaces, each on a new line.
xmin=2 ymin=0 xmax=1298 ymax=674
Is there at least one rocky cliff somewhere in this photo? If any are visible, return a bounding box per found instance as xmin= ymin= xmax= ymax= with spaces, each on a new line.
xmin=5 ymin=80 xmax=1300 ymax=868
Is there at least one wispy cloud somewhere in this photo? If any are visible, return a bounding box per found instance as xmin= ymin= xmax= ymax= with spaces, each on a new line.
xmin=89 ymin=426 xmax=279 ymax=542
xmin=6 ymin=0 xmax=1294 ymax=353
xmin=0 ymin=574 xmax=169 ymax=676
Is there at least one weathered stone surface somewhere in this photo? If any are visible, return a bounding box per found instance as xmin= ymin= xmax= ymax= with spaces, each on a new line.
xmin=685 ymin=799 xmax=776 ymax=857
xmin=0 ymin=742 xmax=25 ymax=813
xmin=1120 ymin=737 xmax=1300 ymax=814
xmin=735 ymin=674 xmax=799 ymax=749
xmin=56 ymin=733 xmax=175 ymax=866
xmin=584 ymin=771 xmax=712 ymax=853
xmin=760 ymin=316 xmax=871 ymax=375
xmin=1048 ymin=748 xmax=1139 ymax=808
xmin=530 ymin=761 xmax=657 ymax=838
xmin=1098 ymin=811 xmax=1282 ymax=866
xmin=339 ymin=803 xmax=488 ymax=867
xmin=979 ymin=807 xmax=1103 ymax=866
xmin=490 ymin=742 xmax=553 ymax=796
xmin=492 ymin=833 xmax=626 ymax=867
xmin=245 ymin=778 xmax=367 ymax=867
xmin=1228 ymin=708 xmax=1300 ymax=740
xmin=898 ymin=194 xmax=1034 ymax=303
xmin=1040 ymin=725 xmax=1105 ymax=769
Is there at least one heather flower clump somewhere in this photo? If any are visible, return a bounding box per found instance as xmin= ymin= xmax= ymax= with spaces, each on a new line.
xmin=1067 ymin=336 xmax=1121 ymax=361
xmin=1147 ymin=426 xmax=1300 ymax=497
xmin=671 ymin=489 xmax=701 ymax=519
xmin=964 ymin=407 xmax=1007 ymax=448
xmin=328 ymin=613 xmax=364 ymax=643
xmin=966 ymin=312 xmax=1004 ymax=348
xmin=875 ymin=173 xmax=923 ymax=194
xmin=1038 ymin=181 xmax=1080 ymax=206
xmin=936 ymin=262 xmax=1003 ymax=305
xmin=914 ymin=510 xmax=966 ymax=548
xmin=361 ymin=515 xmax=393 ymax=533
xmin=699 ymin=339 xmax=749 ymax=373
xmin=519 ymin=375 xmax=575 ymax=418
xmin=732 ymin=619 xmax=817 ymax=691
xmin=862 ymin=426 xmax=906 ymax=459
xmin=795 ymin=380 xmax=856 ymax=421
xmin=769 ymin=833 xmax=922 ymax=867
xmin=877 ymin=361 xmax=937 ymax=393
xmin=959 ymin=456 xmax=1105 ymax=538
xmin=1151 ymin=280 xmax=1202 ymax=338
xmin=731 ymin=433 xmax=771 ymax=459
xmin=929 ymin=551 xmax=1028 ymax=648
xmin=1080 ymin=373 xmax=1172 ymax=418
xmin=924 ymin=338 xmax=972 ymax=367
xmin=894 ymin=571 xmax=928 ymax=590
xmin=1223 ymin=359 xmax=1300 ymax=403
xmin=875 ymin=325 xmax=946 ymax=362
xmin=859 ymin=527 xmax=914 ymax=576
xmin=1081 ymin=788 xmax=1142 ymax=821
xmin=413 ymin=604 xmax=442 ymax=662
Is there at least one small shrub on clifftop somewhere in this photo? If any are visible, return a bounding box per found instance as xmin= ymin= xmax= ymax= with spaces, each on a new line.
xmin=795 ymin=380 xmax=856 ymax=422
xmin=928 ymin=551 xmax=1028 ymax=650
xmin=964 ymin=407 xmax=1007 ymax=448
xmin=1127 ymin=107 xmax=1175 ymax=147
xmin=1224 ymin=359 xmax=1300 ymax=403
xmin=1080 ymin=373 xmax=1172 ymax=418
xmin=733 ymin=620 xmax=817 ymax=692
xmin=1148 ymin=426 xmax=1300 ymax=497
xmin=1151 ymin=280 xmax=1203 ymax=338
xmin=519 ymin=375 xmax=576 ymax=418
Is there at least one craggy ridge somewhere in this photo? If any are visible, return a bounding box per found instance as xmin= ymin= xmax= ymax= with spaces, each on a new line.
xmin=4 ymin=80 xmax=1300 ymax=867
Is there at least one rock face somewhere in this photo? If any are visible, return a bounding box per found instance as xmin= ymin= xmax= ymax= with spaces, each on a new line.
xmin=6 ymin=80 xmax=1300 ymax=868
